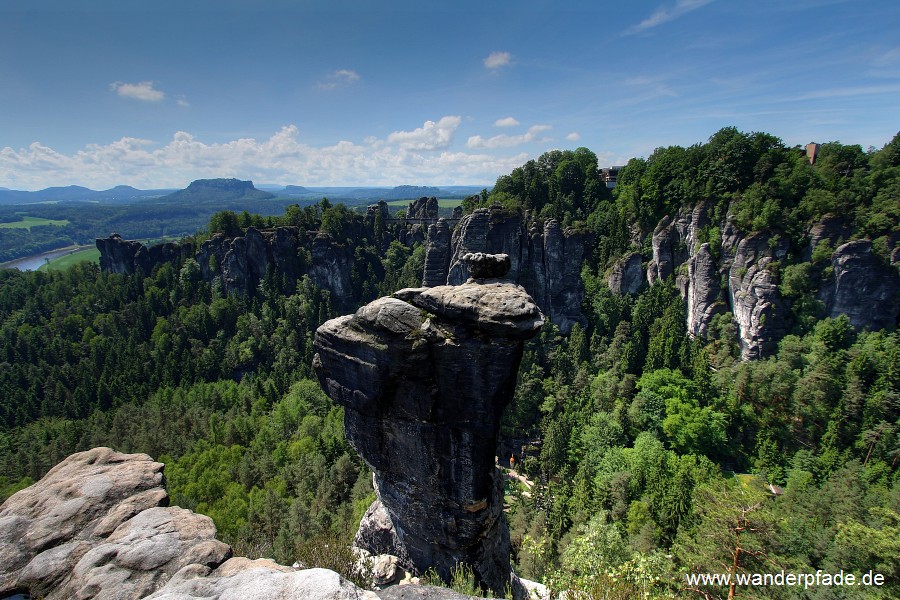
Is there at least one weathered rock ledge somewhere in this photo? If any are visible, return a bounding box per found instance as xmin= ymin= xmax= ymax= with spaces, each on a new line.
xmin=0 ymin=447 xmax=397 ymax=600
xmin=313 ymin=253 xmax=544 ymax=596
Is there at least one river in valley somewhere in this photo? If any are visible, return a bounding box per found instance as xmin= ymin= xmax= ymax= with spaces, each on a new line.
xmin=0 ymin=245 xmax=95 ymax=271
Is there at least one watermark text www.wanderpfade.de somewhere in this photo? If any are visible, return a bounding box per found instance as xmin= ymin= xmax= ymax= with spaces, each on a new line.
xmin=686 ymin=569 xmax=886 ymax=590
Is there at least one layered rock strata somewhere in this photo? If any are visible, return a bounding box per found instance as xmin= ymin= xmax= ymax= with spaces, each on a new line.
xmin=313 ymin=253 xmax=543 ymax=595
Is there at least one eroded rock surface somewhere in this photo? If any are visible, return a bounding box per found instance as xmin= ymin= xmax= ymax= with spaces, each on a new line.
xmin=313 ymin=254 xmax=543 ymax=595
xmin=147 ymin=562 xmax=379 ymax=600
xmin=820 ymin=240 xmax=900 ymax=330
xmin=0 ymin=448 xmax=382 ymax=600
xmin=0 ymin=447 xmax=212 ymax=600
xmin=607 ymin=252 xmax=644 ymax=295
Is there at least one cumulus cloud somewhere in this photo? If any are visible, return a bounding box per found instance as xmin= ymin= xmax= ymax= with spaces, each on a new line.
xmin=316 ymin=69 xmax=361 ymax=90
xmin=624 ymin=0 xmax=716 ymax=35
xmin=0 ymin=120 xmax=529 ymax=190
xmin=110 ymin=81 xmax=165 ymax=102
xmin=386 ymin=116 xmax=461 ymax=150
xmin=467 ymin=124 xmax=552 ymax=149
xmin=566 ymin=132 xmax=581 ymax=142
xmin=494 ymin=117 xmax=520 ymax=128
xmin=483 ymin=51 xmax=511 ymax=69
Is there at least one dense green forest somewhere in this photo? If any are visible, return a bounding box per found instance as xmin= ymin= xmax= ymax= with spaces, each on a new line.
xmin=0 ymin=128 xmax=897 ymax=598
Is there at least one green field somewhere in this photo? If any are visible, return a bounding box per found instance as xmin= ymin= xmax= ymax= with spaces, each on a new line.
xmin=38 ymin=248 xmax=101 ymax=271
xmin=0 ymin=215 xmax=70 ymax=229
xmin=385 ymin=198 xmax=462 ymax=209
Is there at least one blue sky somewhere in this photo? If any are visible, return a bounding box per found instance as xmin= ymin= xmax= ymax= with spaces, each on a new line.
xmin=1 ymin=0 xmax=898 ymax=190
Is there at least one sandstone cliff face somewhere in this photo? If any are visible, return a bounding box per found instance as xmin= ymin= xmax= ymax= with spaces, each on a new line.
xmin=197 ymin=226 xmax=310 ymax=295
xmin=406 ymin=197 xmax=439 ymax=221
xmin=685 ymin=243 xmax=727 ymax=339
xmin=96 ymin=234 xmax=192 ymax=276
xmin=724 ymin=232 xmax=790 ymax=360
xmin=804 ymin=214 xmax=852 ymax=261
xmin=101 ymin=227 xmax=355 ymax=308
xmin=819 ymin=240 xmax=900 ymax=330
xmin=313 ymin=254 xmax=543 ymax=595
xmin=646 ymin=202 xmax=710 ymax=286
xmin=308 ymin=232 xmax=355 ymax=307
xmin=425 ymin=205 xmax=586 ymax=333
xmin=607 ymin=252 xmax=644 ymax=295
xmin=422 ymin=220 xmax=452 ymax=287
xmin=0 ymin=447 xmax=392 ymax=600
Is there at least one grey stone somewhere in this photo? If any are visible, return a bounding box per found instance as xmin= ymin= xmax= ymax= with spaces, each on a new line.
xmin=686 ymin=243 xmax=727 ymax=339
xmin=147 ymin=563 xmax=380 ymax=600
xmin=607 ymin=252 xmax=643 ymax=295
xmin=820 ymin=240 xmax=899 ymax=330
xmin=462 ymin=252 xmax=511 ymax=280
xmin=313 ymin=279 xmax=543 ymax=596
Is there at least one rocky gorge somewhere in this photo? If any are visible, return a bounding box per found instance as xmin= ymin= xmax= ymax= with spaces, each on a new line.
xmin=97 ymin=195 xmax=899 ymax=360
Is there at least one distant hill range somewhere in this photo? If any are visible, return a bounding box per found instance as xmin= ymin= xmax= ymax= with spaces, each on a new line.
xmin=0 ymin=180 xmax=488 ymax=206
xmin=0 ymin=184 xmax=176 ymax=205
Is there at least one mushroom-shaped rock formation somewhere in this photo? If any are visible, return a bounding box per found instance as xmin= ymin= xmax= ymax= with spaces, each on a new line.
xmin=313 ymin=253 xmax=543 ymax=595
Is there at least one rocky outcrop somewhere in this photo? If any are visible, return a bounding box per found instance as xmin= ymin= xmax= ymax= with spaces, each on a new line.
xmin=146 ymin=562 xmax=379 ymax=600
xmin=607 ymin=252 xmax=644 ymax=295
xmin=313 ymin=254 xmax=543 ymax=596
xmin=102 ymin=227 xmax=354 ymax=306
xmin=0 ymin=447 xmax=388 ymax=600
xmin=96 ymin=234 xmax=191 ymax=276
xmin=308 ymin=233 xmax=355 ymax=307
xmin=646 ymin=202 xmax=710 ymax=286
xmin=804 ymin=214 xmax=852 ymax=261
xmin=725 ymin=231 xmax=789 ymax=360
xmin=685 ymin=243 xmax=727 ymax=339
xmin=96 ymin=234 xmax=145 ymax=274
xmin=819 ymin=240 xmax=900 ymax=330
xmin=407 ymin=197 xmax=439 ymax=221
xmin=0 ymin=448 xmax=227 ymax=600
xmin=447 ymin=207 xmax=524 ymax=284
xmin=197 ymin=226 xmax=308 ymax=295
xmin=423 ymin=220 xmax=452 ymax=287
xmin=425 ymin=205 xmax=586 ymax=333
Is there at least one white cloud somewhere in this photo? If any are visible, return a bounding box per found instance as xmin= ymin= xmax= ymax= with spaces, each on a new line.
xmin=0 ymin=120 xmax=529 ymax=189
xmin=624 ymin=0 xmax=716 ymax=35
xmin=176 ymin=97 xmax=190 ymax=107
xmin=494 ymin=117 xmax=520 ymax=128
xmin=316 ymin=69 xmax=361 ymax=90
xmin=110 ymin=81 xmax=165 ymax=102
xmin=387 ymin=116 xmax=461 ymax=150
xmin=467 ymin=124 xmax=552 ymax=149
xmin=483 ymin=51 xmax=511 ymax=69
xmin=566 ymin=132 xmax=581 ymax=142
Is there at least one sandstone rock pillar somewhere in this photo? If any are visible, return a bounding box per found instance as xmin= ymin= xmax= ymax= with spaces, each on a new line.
xmin=313 ymin=253 xmax=543 ymax=595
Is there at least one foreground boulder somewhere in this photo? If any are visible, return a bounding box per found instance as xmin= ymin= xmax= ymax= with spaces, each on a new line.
xmin=313 ymin=253 xmax=543 ymax=596
xmin=0 ymin=448 xmax=380 ymax=600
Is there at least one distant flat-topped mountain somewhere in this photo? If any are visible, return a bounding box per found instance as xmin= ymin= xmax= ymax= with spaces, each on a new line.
xmin=161 ymin=179 xmax=275 ymax=203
